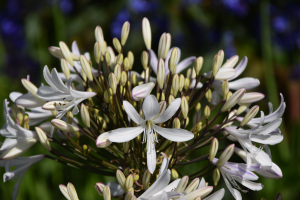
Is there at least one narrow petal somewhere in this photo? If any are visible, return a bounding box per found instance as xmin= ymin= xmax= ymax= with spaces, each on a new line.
xmin=229 ymin=78 xmax=260 ymax=90
xmin=221 ymin=172 xmax=242 ymax=200
xmin=176 ymin=56 xmax=196 ymax=74
xmin=256 ymin=163 xmax=282 ymax=179
xmin=72 ymin=41 xmax=80 ymax=56
xmin=229 ymin=56 xmax=248 ymax=80
xmin=108 ymin=127 xmax=144 ymax=143
xmin=250 ymin=135 xmax=283 ymax=145
xmin=132 ymin=83 xmax=155 ymax=101
xmin=15 ymin=93 xmax=45 ymax=108
xmin=153 ymin=179 xmax=181 ymax=196
xmin=9 ymin=92 xmax=22 ymax=102
xmin=147 ymin=133 xmax=157 ymax=173
xmin=154 ymin=125 xmax=194 ymax=142
xmin=123 ymin=101 xmax=145 ymax=124
xmin=198 ymin=178 xmax=206 ymax=189
xmin=233 ymin=176 xmax=263 ymax=191
xmin=203 ymin=188 xmax=225 ymax=200
xmin=152 ymin=98 xmax=181 ymax=124
xmin=150 ymin=49 xmax=158 ymax=74
xmin=143 ymin=95 xmax=160 ymax=120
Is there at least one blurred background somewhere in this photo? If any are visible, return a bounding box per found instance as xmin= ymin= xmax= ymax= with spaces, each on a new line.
xmin=0 ymin=0 xmax=300 ymax=199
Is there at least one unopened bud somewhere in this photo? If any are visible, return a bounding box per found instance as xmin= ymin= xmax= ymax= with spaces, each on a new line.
xmin=172 ymin=74 xmax=179 ymax=97
xmin=213 ymin=168 xmax=220 ymax=186
xmin=181 ymin=96 xmax=188 ymax=119
xmin=105 ymin=51 xmax=111 ymax=65
xmin=128 ymin=51 xmax=134 ymax=68
xmin=237 ymin=103 xmax=250 ymax=115
xmin=35 ymin=127 xmax=51 ymax=151
xmin=184 ymin=78 xmax=190 ymax=90
xmin=95 ymin=26 xmax=104 ymax=43
xmin=103 ymin=185 xmax=111 ymax=200
xmin=121 ymin=21 xmax=130 ymax=46
xmin=173 ymin=118 xmax=181 ymax=129
xmin=95 ymin=182 xmax=105 ymax=196
xmin=216 ymin=144 xmax=235 ymax=167
xmin=142 ymin=169 xmax=151 ymax=190
xmin=222 ymin=80 xmax=229 ymax=98
xmin=131 ymin=73 xmax=137 ymax=86
xmin=114 ymin=64 xmax=121 ymax=84
xmin=175 ymin=176 xmax=189 ymax=193
xmin=221 ymin=55 xmax=239 ymax=68
xmin=59 ymin=41 xmax=74 ymax=66
xmin=113 ymin=38 xmax=122 ymax=53
xmin=179 ymin=74 xmax=185 ymax=92
xmin=141 ymin=51 xmax=149 ymax=70
xmin=171 ymin=169 xmax=179 ymax=179
xmin=121 ymin=71 xmax=128 ymax=86
xmin=168 ymin=48 xmax=178 ymax=74
xmin=194 ymin=57 xmax=203 ymax=76
xmin=195 ymin=103 xmax=201 ymax=113
xmin=60 ymin=58 xmax=70 ymax=80
xmin=205 ymin=89 xmax=212 ymax=103
xmin=125 ymin=175 xmax=134 ymax=192
xmin=209 ymin=138 xmax=219 ymax=161
xmin=21 ymin=79 xmax=40 ymax=99
xmin=185 ymin=178 xmax=200 ymax=193
xmin=204 ymin=105 xmax=211 ymax=119
xmin=116 ymin=170 xmax=126 ymax=191
xmin=226 ymin=91 xmax=232 ymax=100
xmin=80 ymin=68 xmax=87 ymax=83
xmin=238 ymin=92 xmax=265 ymax=104
xmin=196 ymin=122 xmax=202 ymax=132
xmin=142 ymin=18 xmax=151 ymax=50
xmin=80 ymin=104 xmax=90 ymax=128
xmin=124 ymin=57 xmax=131 ymax=71
xmin=23 ymin=114 xmax=29 ymax=129
xmin=158 ymin=33 xmax=171 ymax=59
xmin=94 ymin=42 xmax=101 ymax=64
xmin=131 ymin=82 xmax=155 ymax=101
xmin=109 ymin=73 xmax=117 ymax=94
xmin=51 ymin=119 xmax=79 ymax=133
xmin=125 ymin=191 xmax=134 ymax=200
xmin=116 ymin=53 xmax=124 ymax=65
xmin=212 ymin=50 xmax=224 ymax=77
xmin=240 ymin=105 xmax=259 ymax=127
xmin=124 ymin=168 xmax=130 ymax=177
xmin=168 ymin=95 xmax=175 ymax=105
xmin=221 ymin=88 xmax=246 ymax=112
xmin=186 ymin=68 xmax=192 ymax=79
xmin=157 ymin=59 xmax=165 ymax=89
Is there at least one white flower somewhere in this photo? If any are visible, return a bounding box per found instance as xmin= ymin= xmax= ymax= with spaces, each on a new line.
xmin=109 ymin=95 xmax=194 ymax=173
xmin=132 ymin=82 xmax=155 ymax=101
xmin=0 ymin=99 xmax=37 ymax=159
xmin=0 ymin=155 xmax=44 ymax=200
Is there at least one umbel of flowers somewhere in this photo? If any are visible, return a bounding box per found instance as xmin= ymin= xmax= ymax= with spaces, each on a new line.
xmin=0 ymin=18 xmax=285 ymax=200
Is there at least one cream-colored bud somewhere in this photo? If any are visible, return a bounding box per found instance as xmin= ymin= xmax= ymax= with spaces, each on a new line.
xmin=158 ymin=33 xmax=171 ymax=59
xmin=103 ymin=185 xmax=111 ymax=200
xmin=240 ymin=105 xmax=259 ymax=127
xmin=128 ymin=51 xmax=134 ymax=68
xmin=171 ymin=169 xmax=179 ymax=179
xmin=124 ymin=57 xmax=131 ymax=71
xmin=168 ymin=47 xmax=178 ymax=74
xmin=123 ymin=142 xmax=130 ymax=153
xmin=184 ymin=78 xmax=190 ymax=90
xmin=179 ymin=74 xmax=185 ymax=92
xmin=94 ymin=42 xmax=101 ymax=64
xmin=144 ymin=67 xmax=150 ymax=82
xmin=109 ymin=73 xmax=117 ymax=94
xmin=104 ymin=90 xmax=110 ymax=104
xmin=221 ymin=88 xmax=246 ymax=112
xmin=127 ymin=187 xmax=134 ymax=195
xmin=226 ymin=91 xmax=232 ymax=100
xmin=95 ymin=182 xmax=105 ymax=196
xmin=124 ymin=168 xmax=130 ymax=177
xmin=181 ymin=96 xmax=188 ymax=119
xmin=80 ymin=55 xmax=93 ymax=81
xmin=100 ymin=40 xmax=107 ymax=55
xmin=59 ymin=41 xmax=74 ymax=66
xmin=51 ymin=119 xmax=79 ymax=133
xmin=196 ymin=122 xmax=202 ymax=132
xmin=216 ymin=144 xmax=235 ymax=167
xmin=204 ymin=105 xmax=211 ymax=119
xmin=121 ymin=21 xmax=130 ymax=46
xmin=173 ymin=118 xmax=181 ymax=129
xmin=66 ymin=182 xmax=79 ymax=200
xmin=222 ymin=80 xmax=229 ymax=98
xmin=142 ymin=18 xmax=151 ymax=50
xmin=121 ymin=71 xmax=128 ymax=86
xmin=172 ymin=74 xmax=179 ymax=97
xmin=183 ymin=186 xmax=213 ymax=199
xmin=195 ymin=103 xmax=201 ymax=113
xmin=194 ymin=57 xmax=203 ymax=76
xmin=157 ymin=59 xmax=165 ymax=89
xmin=209 ymin=138 xmax=219 ymax=161
xmin=237 ymin=103 xmax=250 ymax=115
xmin=35 ymin=127 xmax=51 ymax=151
xmin=186 ymin=68 xmax=192 ymax=79
xmin=23 ymin=114 xmax=29 ymax=129
xmin=221 ymin=55 xmax=239 ymax=68
xmin=168 ymin=95 xmax=175 ymax=105
xmin=238 ymin=92 xmax=265 ymax=104
xmin=116 ymin=53 xmax=124 ymax=65
xmin=134 ymin=174 xmax=139 ymax=182
xmin=185 ymin=178 xmax=200 ymax=193
xmin=96 ymin=132 xmax=112 ymax=148
xmin=142 ymin=169 xmax=151 ymax=190
xmin=66 ymin=111 xmax=73 ymax=124
xmin=131 ymin=82 xmax=155 ymax=101
xmin=114 ymin=64 xmax=121 ymax=84
xmin=21 ymin=79 xmax=39 ymax=99
xmin=213 ymin=168 xmax=220 ymax=186
xmin=212 ymin=50 xmax=224 ymax=77
xmin=205 ymin=89 xmax=212 ymax=103
xmin=131 ymin=73 xmax=137 ymax=86
xmin=141 ymin=51 xmax=149 ymax=70
xmin=125 ymin=175 xmax=134 ymax=192
xmin=61 ymin=58 xmax=70 ymax=80
xmin=95 ymin=26 xmax=104 ymax=43
xmin=105 ymin=51 xmax=111 ymax=66
xmin=113 ymin=38 xmax=122 ymax=53
xmin=125 ymin=191 xmax=134 ymax=200
xmin=80 ymin=104 xmax=90 ymax=128
xmin=116 ymin=170 xmax=126 ymax=191
xmin=175 ymin=176 xmax=189 ymax=193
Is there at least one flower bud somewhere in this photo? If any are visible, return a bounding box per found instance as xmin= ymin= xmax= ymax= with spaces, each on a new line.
xmin=173 ymin=118 xmax=181 ymax=129
xmin=103 ymin=185 xmax=111 ymax=200
xmin=113 ymin=38 xmax=122 ymax=53
xmin=168 ymin=95 xmax=175 ymax=105
xmin=186 ymin=68 xmax=192 ymax=79
xmin=216 ymin=144 xmax=235 ymax=167
xmin=60 ymin=58 xmax=70 ymax=80
xmin=196 ymin=122 xmax=202 ymax=132
xmin=213 ymin=168 xmax=220 ymax=186
xmin=109 ymin=73 xmax=117 ymax=94
xmin=125 ymin=175 xmax=134 ymax=192
xmin=205 ymin=89 xmax=212 ymax=103
xmin=105 ymin=51 xmax=111 ymax=65
xmin=21 ymin=79 xmax=40 ymax=99
xmin=116 ymin=170 xmax=126 ymax=191
xmin=181 ymin=96 xmax=188 ymax=119
xmin=240 ymin=105 xmax=259 ymax=127
xmin=168 ymin=48 xmax=178 ymax=74
xmin=67 ymin=182 xmax=79 ymax=200
xmin=184 ymin=78 xmax=190 ymax=90
xmin=124 ymin=57 xmax=131 ymax=71
xmin=141 ymin=51 xmax=149 ymax=70
xmin=182 ymin=117 xmax=189 ymax=128
xmin=128 ymin=51 xmax=134 ymax=68
xmin=142 ymin=169 xmax=151 ymax=190
xmin=95 ymin=182 xmax=105 ymax=196
xmin=121 ymin=21 xmax=130 ymax=46
xmin=114 ymin=64 xmax=122 ymax=84
xmin=59 ymin=41 xmax=74 ymax=66
xmin=204 ymin=105 xmax=211 ymax=119
xmin=175 ymin=176 xmax=189 ymax=193
xmin=178 ymin=74 xmax=185 ymax=92
xmin=100 ymin=40 xmax=107 ymax=55
xmin=212 ymin=50 xmax=224 ymax=77
xmin=124 ymin=168 xmax=130 ymax=177
xmin=35 ymin=127 xmax=51 ymax=151
xmin=158 ymin=33 xmax=171 ymax=59
xmin=221 ymin=88 xmax=246 ymax=112
xmin=121 ymin=71 xmax=128 ymax=86
xmin=127 ymin=187 xmax=134 ymax=195
xmin=134 ymin=174 xmax=139 ymax=182
xmin=23 ymin=114 xmax=29 ymax=129
xmin=185 ymin=178 xmax=199 ymax=193
xmin=209 ymin=138 xmax=219 ymax=161
xmin=142 ymin=18 xmax=151 ymax=50
xmin=222 ymin=80 xmax=229 ymax=98
xmin=51 ymin=119 xmax=79 ymax=133
xmin=171 ymin=169 xmax=179 ymax=179
xmin=195 ymin=103 xmax=201 ymax=113
xmin=226 ymin=91 xmax=232 ymax=100
xmin=183 ymin=186 xmax=213 ymax=200
xmin=80 ymin=104 xmax=90 ymax=128
xmin=238 ymin=92 xmax=265 ymax=104
xmin=221 ymin=55 xmax=239 ymax=68
xmin=194 ymin=57 xmax=203 ymax=76
xmin=172 ymin=74 xmax=179 ymax=97
xmin=116 ymin=53 xmax=124 ymax=65
xmin=125 ymin=191 xmax=134 ymax=200
xmin=131 ymin=73 xmax=137 ymax=86
xmin=95 ymin=26 xmax=104 ymax=43
xmin=237 ymin=103 xmax=250 ymax=115
xmin=131 ymin=82 xmax=155 ymax=101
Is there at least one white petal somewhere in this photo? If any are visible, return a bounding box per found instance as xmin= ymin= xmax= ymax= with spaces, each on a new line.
xmin=59 ymin=184 xmax=71 ymax=200
xmin=147 ymin=133 xmax=157 ymax=174
xmin=132 ymin=82 xmax=155 ymax=101
xmin=15 ymin=93 xmax=45 ymax=108
xmin=72 ymin=41 xmax=80 ymax=56
xmin=159 ymin=157 xmax=169 ymax=177
xmin=9 ymin=92 xmax=22 ymax=102
xmin=150 ymin=49 xmax=159 ymax=74
xmin=108 ymin=127 xmax=144 ymax=143
xmin=256 ymin=163 xmax=282 ymax=179
xmin=198 ymin=178 xmax=206 ymax=189
xmin=251 ymin=119 xmax=282 ymax=135
xmin=152 ymin=98 xmax=181 ymax=123
xmin=68 ymin=83 xmax=96 ymax=99
xmin=221 ymin=172 xmax=242 ymax=200
xmin=211 ymin=90 xmax=221 ymax=105
xmin=176 ymin=56 xmax=196 ymax=74
xmin=153 ymin=179 xmax=181 ymax=196
xmin=143 ymin=95 xmax=160 ymax=120
xmin=189 ymin=79 xmax=203 ymax=89
xmin=229 ymin=78 xmax=260 ymax=90
xmin=123 ymin=101 xmax=145 ymax=124
xmin=154 ymin=125 xmax=194 ymax=142
xmin=37 ymin=86 xmax=72 ymax=101
xmin=203 ymin=188 xmax=225 ymax=200
xmin=229 ymin=56 xmax=248 ymax=80
xmin=250 ymin=135 xmax=283 ymax=145
xmin=106 ymin=182 xmax=124 ymax=196
xmin=233 ymin=176 xmax=263 ymax=191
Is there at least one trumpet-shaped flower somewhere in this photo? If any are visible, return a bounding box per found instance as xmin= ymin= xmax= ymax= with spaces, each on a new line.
xmin=109 ymin=95 xmax=194 ymax=173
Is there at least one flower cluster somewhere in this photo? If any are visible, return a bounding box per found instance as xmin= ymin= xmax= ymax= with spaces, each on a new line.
xmin=0 ymin=17 xmax=285 ymax=200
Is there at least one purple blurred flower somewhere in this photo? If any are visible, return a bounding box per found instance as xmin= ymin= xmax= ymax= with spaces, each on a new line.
xmin=60 ymin=0 xmax=73 ymax=14
xmin=129 ymin=0 xmax=157 ymax=13
xmin=1 ymin=18 xmax=20 ymax=36
xmin=221 ymin=0 xmax=248 ymax=16
xmin=272 ymin=16 xmax=289 ymax=33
